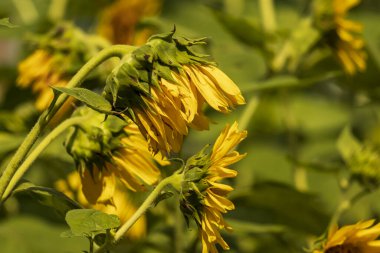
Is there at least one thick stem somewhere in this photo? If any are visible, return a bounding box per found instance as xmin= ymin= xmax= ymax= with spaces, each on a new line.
xmin=114 ymin=173 xmax=182 ymax=241
xmin=2 ymin=116 xmax=87 ymax=200
xmin=0 ymin=45 xmax=134 ymax=201
xmin=96 ymin=173 xmax=183 ymax=253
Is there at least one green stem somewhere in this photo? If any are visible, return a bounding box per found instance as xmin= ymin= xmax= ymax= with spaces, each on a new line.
xmin=242 ymin=71 xmax=342 ymax=93
xmin=175 ymin=200 xmax=184 ymax=253
xmin=259 ymin=0 xmax=277 ymax=32
xmin=2 ymin=116 xmax=87 ymax=200
xmin=328 ymin=188 xmax=369 ymax=228
xmin=96 ymin=172 xmax=183 ymax=253
xmin=0 ymin=45 xmax=134 ymax=202
xmin=12 ymin=0 xmax=39 ymax=24
xmin=238 ymin=96 xmax=260 ymax=132
xmin=48 ymin=0 xmax=68 ymax=22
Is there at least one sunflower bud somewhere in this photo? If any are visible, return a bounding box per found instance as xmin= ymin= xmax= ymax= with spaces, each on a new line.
xmin=103 ymin=29 xmax=245 ymax=154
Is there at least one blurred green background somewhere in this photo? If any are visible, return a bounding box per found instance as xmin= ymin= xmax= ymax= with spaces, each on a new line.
xmin=1 ymin=0 xmax=380 ymax=252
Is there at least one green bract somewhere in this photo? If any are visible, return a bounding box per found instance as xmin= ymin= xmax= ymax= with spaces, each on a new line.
xmin=179 ymin=145 xmax=211 ymax=226
xmin=103 ymin=29 xmax=212 ymax=117
xmin=65 ymin=107 xmax=127 ymax=173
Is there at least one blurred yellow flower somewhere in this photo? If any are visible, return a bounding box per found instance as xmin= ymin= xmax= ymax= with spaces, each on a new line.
xmin=17 ymin=49 xmax=70 ymax=111
xmin=55 ymin=172 xmax=146 ymax=239
xmin=333 ymin=0 xmax=366 ymax=75
xmin=98 ymin=0 xmax=161 ymax=45
xmin=314 ymin=0 xmax=366 ymax=75
xmin=180 ymin=122 xmax=247 ymax=253
xmin=132 ymin=65 xmax=245 ymax=154
xmin=313 ymin=220 xmax=380 ymax=253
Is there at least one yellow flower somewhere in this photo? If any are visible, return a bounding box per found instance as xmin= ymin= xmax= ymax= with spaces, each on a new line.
xmin=17 ymin=49 xmax=71 ymax=111
xmin=180 ymin=122 xmax=247 ymax=253
xmin=79 ymin=123 xmax=167 ymax=204
xmin=313 ymin=220 xmax=380 ymax=253
xmin=333 ymin=0 xmax=366 ymax=75
xmin=104 ymin=30 xmax=245 ymax=155
xmin=66 ymin=108 xmax=168 ymax=204
xmin=315 ymin=0 xmax=366 ymax=75
xmin=97 ymin=0 xmax=161 ymax=45
xmin=131 ymin=65 xmax=245 ymax=155
xmin=55 ymin=172 xmax=146 ymax=239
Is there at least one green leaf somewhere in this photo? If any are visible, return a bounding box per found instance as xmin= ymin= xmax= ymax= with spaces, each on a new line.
xmin=64 ymin=209 xmax=120 ymax=237
xmin=13 ymin=181 xmax=82 ymax=217
xmin=337 ymin=127 xmax=362 ymax=163
xmin=52 ymin=87 xmax=113 ymax=114
xmin=0 ymin=18 xmax=18 ymax=28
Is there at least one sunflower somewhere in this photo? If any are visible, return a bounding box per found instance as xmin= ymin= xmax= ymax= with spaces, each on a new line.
xmin=313 ymin=220 xmax=380 ymax=253
xmin=17 ymin=24 xmax=110 ymax=113
xmin=55 ymin=172 xmax=146 ymax=239
xmin=180 ymin=122 xmax=247 ymax=253
xmin=17 ymin=49 xmax=70 ymax=111
xmin=66 ymin=107 xmax=168 ymax=204
xmin=132 ymin=64 xmax=245 ymax=154
xmin=104 ymin=31 xmax=245 ymax=155
xmin=314 ymin=0 xmax=366 ymax=75
xmin=97 ymin=0 xmax=161 ymax=45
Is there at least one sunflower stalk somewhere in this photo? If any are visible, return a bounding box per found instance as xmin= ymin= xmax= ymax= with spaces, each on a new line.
xmin=2 ymin=116 xmax=89 ymax=201
xmin=0 ymin=45 xmax=135 ymax=202
xmin=329 ymin=187 xmax=370 ymax=228
xmin=95 ymin=172 xmax=184 ymax=253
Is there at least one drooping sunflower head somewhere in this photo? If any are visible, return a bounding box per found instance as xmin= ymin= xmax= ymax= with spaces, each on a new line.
xmin=65 ymin=107 xmax=166 ymax=204
xmin=103 ymin=29 xmax=245 ymax=155
xmin=97 ymin=0 xmax=161 ymax=45
xmin=55 ymin=171 xmax=146 ymax=239
xmin=17 ymin=23 xmax=110 ymax=111
xmin=313 ymin=220 xmax=380 ymax=253
xmin=313 ymin=0 xmax=366 ymax=75
xmin=179 ymin=122 xmax=247 ymax=253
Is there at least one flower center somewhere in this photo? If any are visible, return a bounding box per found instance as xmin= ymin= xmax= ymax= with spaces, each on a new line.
xmin=326 ymin=244 xmax=361 ymax=253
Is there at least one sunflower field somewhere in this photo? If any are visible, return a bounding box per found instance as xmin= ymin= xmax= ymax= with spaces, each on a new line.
xmin=1 ymin=0 xmax=380 ymax=253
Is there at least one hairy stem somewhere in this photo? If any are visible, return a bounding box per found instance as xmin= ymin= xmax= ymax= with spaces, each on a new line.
xmin=0 ymin=45 xmax=134 ymax=202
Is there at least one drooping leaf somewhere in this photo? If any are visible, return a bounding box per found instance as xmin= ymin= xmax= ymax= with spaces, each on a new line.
xmin=52 ymin=87 xmax=113 ymax=114
xmin=64 ymin=209 xmax=120 ymax=237
xmin=13 ymin=181 xmax=82 ymax=217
